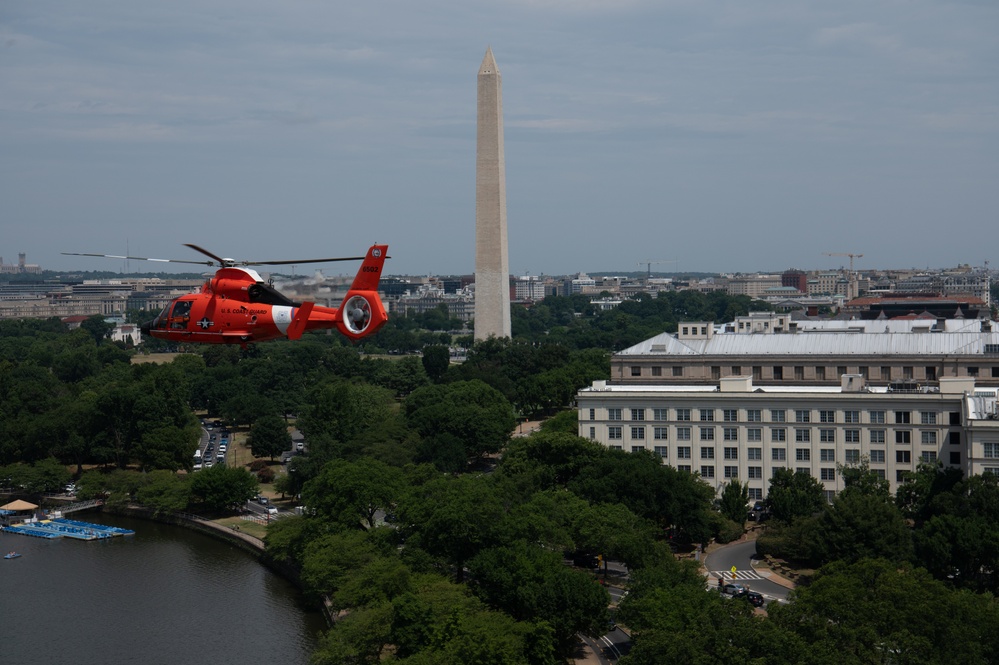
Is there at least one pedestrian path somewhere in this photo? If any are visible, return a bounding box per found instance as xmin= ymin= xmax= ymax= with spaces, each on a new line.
xmin=711 ymin=569 xmax=764 ymax=581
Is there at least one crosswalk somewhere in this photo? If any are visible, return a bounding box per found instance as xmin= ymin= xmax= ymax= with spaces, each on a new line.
xmin=711 ymin=569 xmax=764 ymax=581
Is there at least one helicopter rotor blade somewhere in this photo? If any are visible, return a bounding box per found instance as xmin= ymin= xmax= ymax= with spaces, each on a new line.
xmin=183 ymin=244 xmax=231 ymax=267
xmin=61 ymin=252 xmax=214 ymax=267
xmin=244 ymin=256 xmax=369 ymax=266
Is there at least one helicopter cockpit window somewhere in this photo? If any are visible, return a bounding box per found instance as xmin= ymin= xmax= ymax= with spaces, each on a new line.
xmin=170 ymin=300 xmax=193 ymax=329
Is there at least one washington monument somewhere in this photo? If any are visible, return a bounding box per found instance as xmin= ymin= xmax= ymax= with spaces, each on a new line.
xmin=474 ymin=47 xmax=511 ymax=341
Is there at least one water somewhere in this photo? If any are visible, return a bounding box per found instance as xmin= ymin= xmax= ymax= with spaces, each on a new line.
xmin=1 ymin=513 xmax=325 ymax=665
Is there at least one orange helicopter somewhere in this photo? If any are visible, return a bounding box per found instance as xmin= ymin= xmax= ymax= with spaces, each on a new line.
xmin=63 ymin=243 xmax=389 ymax=345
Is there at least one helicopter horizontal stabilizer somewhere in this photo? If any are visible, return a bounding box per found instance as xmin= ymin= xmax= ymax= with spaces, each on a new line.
xmin=286 ymin=302 xmax=314 ymax=341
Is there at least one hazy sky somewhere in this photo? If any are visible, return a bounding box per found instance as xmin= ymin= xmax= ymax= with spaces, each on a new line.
xmin=2 ymin=1 xmax=997 ymax=277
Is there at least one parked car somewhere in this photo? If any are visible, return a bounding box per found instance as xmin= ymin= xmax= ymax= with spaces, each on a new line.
xmin=257 ymin=496 xmax=269 ymax=505
xmin=745 ymin=590 xmax=765 ymax=607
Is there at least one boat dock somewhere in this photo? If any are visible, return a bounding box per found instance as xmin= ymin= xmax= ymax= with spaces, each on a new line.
xmin=2 ymin=517 xmax=135 ymax=541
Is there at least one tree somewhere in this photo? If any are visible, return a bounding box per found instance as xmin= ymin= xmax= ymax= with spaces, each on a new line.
xmin=468 ymin=541 xmax=609 ymax=659
xmin=404 ymin=380 xmax=516 ymax=467
xmin=770 ymin=558 xmax=999 ymax=664
xmin=719 ymin=480 xmax=749 ymax=524
xmin=302 ymin=458 xmax=405 ymax=529
xmin=188 ymin=464 xmax=258 ymax=512
xmin=421 ymin=344 xmax=451 ymax=382
xmin=766 ymin=468 xmax=825 ymax=524
xmin=249 ymin=414 xmax=291 ymax=460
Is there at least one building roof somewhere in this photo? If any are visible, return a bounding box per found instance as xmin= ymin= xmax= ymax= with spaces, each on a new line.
xmin=618 ymin=330 xmax=999 ymax=357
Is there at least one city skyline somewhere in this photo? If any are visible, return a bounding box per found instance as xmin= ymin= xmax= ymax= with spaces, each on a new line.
xmin=2 ymin=1 xmax=997 ymax=276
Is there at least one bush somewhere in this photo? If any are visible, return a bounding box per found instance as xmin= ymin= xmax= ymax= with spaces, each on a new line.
xmin=714 ymin=517 xmax=744 ymax=544
xmin=257 ymin=466 xmax=276 ymax=483
xmin=248 ymin=459 xmax=270 ymax=472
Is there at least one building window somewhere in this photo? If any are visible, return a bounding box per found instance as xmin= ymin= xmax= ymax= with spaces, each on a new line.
xmin=895 ymin=411 xmax=911 ymax=424
xmin=672 ymin=366 xmax=683 ymax=377
xmin=772 ymin=428 xmax=786 ymax=442
xmin=870 ymin=430 xmax=886 ymax=444
xmin=772 ymin=448 xmax=786 ymax=461
xmin=631 ymin=427 xmax=645 ymax=440
xmin=845 ymin=429 xmax=860 ymax=443
xmin=747 ymin=428 xmax=762 ymax=442
xmin=881 ymin=366 xmax=891 ymax=381
xmin=950 ymin=412 xmax=961 ymax=426
xmin=609 ymin=445 xmax=623 ymax=451
xmin=678 ymin=465 xmax=691 ymax=473
xmin=795 ymin=429 xmax=811 ymax=443
xmin=773 ymin=366 xmax=784 ymax=380
xmin=654 ymin=446 xmax=668 ymax=459
xmin=700 ymin=427 xmax=715 ymax=441
xmin=676 ymin=408 xmax=691 ymax=422
xmin=711 ymin=366 xmax=721 ymax=380
xmin=968 ymin=366 xmax=979 ymax=377
xmin=844 ymin=410 xmax=860 ymax=424
xmin=700 ymin=466 xmax=715 ymax=479
xmin=837 ymin=366 xmax=848 ymax=377
xmin=747 ymin=410 xmax=762 ymax=422
xmin=653 ymin=408 xmax=668 ymax=421
xmin=700 ymin=409 xmax=715 ymax=422
xmin=608 ymin=426 xmax=622 ymax=440
xmin=816 ymin=366 xmax=826 ymax=380
xmin=654 ymin=427 xmax=669 ymax=440
xmin=869 ymin=410 xmax=885 ymax=424
xmin=926 ymin=366 xmax=937 ymax=381
xmin=589 ymin=427 xmax=596 ymax=439
xmin=631 ymin=445 xmax=646 ymax=453
xmin=651 ymin=366 xmax=663 ymax=377
xmin=723 ymin=466 xmax=738 ymax=479
xmin=795 ymin=410 xmax=810 ymax=423
xmin=921 ymin=451 xmax=937 ymax=463
xmin=796 ymin=449 xmax=811 ymax=462
xmin=724 ymin=447 xmax=739 ymax=460
xmin=608 ymin=408 xmax=622 ymax=421
xmin=875 ymin=469 xmax=886 ymax=480
xmin=982 ymin=442 xmax=999 ymax=459
xmin=631 ymin=408 xmax=645 ymax=421
xmin=896 ymin=450 xmax=911 ymax=464
xmin=950 ymin=451 xmax=961 ymax=465
xmin=748 ymin=448 xmax=762 ymax=460
xmin=794 ymin=366 xmax=804 ymax=381
xmin=819 ymin=410 xmax=835 ymax=423
xmin=701 ymin=446 xmax=715 ymax=460
xmin=732 ymin=366 xmax=742 ymax=376
xmin=819 ymin=429 xmax=836 ymax=443
xmin=920 ymin=411 xmax=937 ymax=425
xmin=820 ymin=468 xmax=836 ymax=481
xmin=589 ymin=408 xmax=595 ymax=421
xmin=903 ymin=366 xmax=913 ymax=379
xmin=896 ymin=431 xmax=912 ymax=445
xmin=677 ymin=446 xmax=691 ymax=459
xmin=951 ymin=432 xmax=961 ymax=446
xmin=844 ymin=449 xmax=860 ymax=463
xmin=870 ymin=449 xmax=885 ymax=463
xmin=921 ymin=431 xmax=937 ymax=445
xmin=677 ymin=427 xmax=691 ymax=441
xmin=771 ymin=467 xmax=786 ymax=477
xmin=820 ymin=449 xmax=835 ymax=462
xmin=723 ymin=409 xmax=738 ymax=422
xmin=748 ymin=467 xmax=762 ymax=479
xmin=723 ymin=427 xmax=738 ymax=441
xmin=753 ymin=366 xmax=762 ymax=380
xmin=771 ymin=409 xmax=786 ymax=423
xmin=631 ymin=366 xmax=641 ymax=377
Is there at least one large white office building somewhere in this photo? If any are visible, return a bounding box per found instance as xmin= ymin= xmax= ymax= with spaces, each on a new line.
xmin=578 ymin=316 xmax=999 ymax=499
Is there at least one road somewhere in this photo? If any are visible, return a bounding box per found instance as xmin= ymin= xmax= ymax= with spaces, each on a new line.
xmin=704 ymin=538 xmax=790 ymax=604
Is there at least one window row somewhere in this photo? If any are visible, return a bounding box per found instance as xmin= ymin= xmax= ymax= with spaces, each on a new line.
xmin=596 ymin=407 xmax=947 ymax=425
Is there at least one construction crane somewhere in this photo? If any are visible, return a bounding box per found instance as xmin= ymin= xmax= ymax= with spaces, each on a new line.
xmin=823 ymin=252 xmax=864 ymax=273
xmin=637 ymin=259 xmax=678 ymax=279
